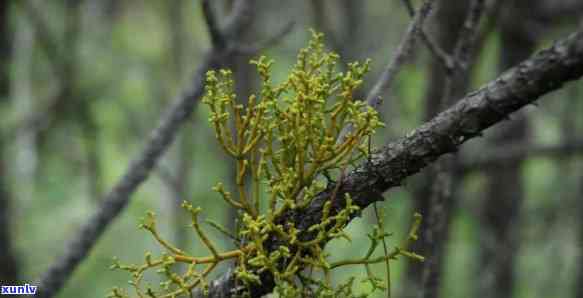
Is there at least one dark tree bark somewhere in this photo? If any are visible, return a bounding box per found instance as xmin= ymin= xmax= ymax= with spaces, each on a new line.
xmin=0 ymin=0 xmax=20 ymax=285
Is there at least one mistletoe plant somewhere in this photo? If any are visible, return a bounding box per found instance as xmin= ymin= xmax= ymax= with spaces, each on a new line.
xmin=109 ymin=31 xmax=423 ymax=298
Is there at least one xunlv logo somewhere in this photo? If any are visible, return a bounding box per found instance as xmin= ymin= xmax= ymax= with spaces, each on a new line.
xmin=0 ymin=284 xmax=37 ymax=295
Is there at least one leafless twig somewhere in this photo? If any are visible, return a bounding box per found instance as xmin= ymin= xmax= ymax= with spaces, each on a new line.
xmin=337 ymin=0 xmax=436 ymax=143
xmin=401 ymin=0 xmax=455 ymax=72
xmin=365 ymin=0 xmax=436 ymax=111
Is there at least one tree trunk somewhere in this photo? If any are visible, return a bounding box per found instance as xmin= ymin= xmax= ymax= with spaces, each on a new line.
xmin=478 ymin=1 xmax=537 ymax=297
xmin=403 ymin=1 xmax=471 ymax=297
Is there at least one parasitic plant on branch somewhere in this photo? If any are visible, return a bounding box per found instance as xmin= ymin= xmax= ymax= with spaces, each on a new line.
xmin=109 ymin=31 xmax=423 ymax=298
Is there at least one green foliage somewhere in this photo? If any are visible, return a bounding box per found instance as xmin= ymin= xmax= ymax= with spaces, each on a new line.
xmin=110 ymin=31 xmax=422 ymax=298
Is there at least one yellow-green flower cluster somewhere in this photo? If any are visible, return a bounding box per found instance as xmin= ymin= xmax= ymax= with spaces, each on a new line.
xmin=109 ymin=31 xmax=422 ymax=298
xmin=202 ymin=31 xmax=383 ymax=222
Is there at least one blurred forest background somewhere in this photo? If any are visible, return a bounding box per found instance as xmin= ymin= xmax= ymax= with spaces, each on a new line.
xmin=1 ymin=0 xmax=583 ymax=298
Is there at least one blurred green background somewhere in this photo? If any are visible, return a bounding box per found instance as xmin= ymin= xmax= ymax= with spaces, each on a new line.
xmin=0 ymin=1 xmax=582 ymax=298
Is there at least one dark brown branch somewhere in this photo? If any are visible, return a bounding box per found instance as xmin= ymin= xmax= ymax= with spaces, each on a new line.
xmin=401 ymin=0 xmax=455 ymax=71
xmin=34 ymin=1 xmax=257 ymax=297
xmin=193 ymin=28 xmax=583 ymax=298
xmin=451 ymin=0 xmax=486 ymax=72
xmin=420 ymin=1 xmax=486 ymax=297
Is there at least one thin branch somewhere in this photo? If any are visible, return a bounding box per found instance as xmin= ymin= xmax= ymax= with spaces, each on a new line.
xmin=440 ymin=0 xmax=487 ymax=109
xmin=34 ymin=1 xmax=257 ymax=297
xmin=420 ymin=1 xmax=486 ymax=296
xmin=451 ymin=0 xmax=487 ymax=73
xmin=192 ymin=28 xmax=583 ymax=298
xmin=365 ymin=0 xmax=436 ymax=110
xmin=337 ymin=0 xmax=436 ymax=143
xmin=401 ymin=0 xmax=455 ymax=72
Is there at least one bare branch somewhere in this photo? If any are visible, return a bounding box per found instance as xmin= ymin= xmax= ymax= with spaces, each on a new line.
xmin=401 ymin=0 xmax=455 ymax=71
xmin=337 ymin=0 xmax=436 ymax=143
xmin=365 ymin=0 xmax=436 ymax=110
xmin=440 ymin=0 xmax=487 ymax=108
xmin=452 ymin=0 xmax=487 ymax=72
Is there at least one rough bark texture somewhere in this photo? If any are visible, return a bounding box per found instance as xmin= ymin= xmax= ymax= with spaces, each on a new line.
xmin=478 ymin=1 xmax=537 ymax=297
xmin=0 ymin=0 xmax=20 ymax=285
xmin=192 ymin=30 xmax=583 ymax=298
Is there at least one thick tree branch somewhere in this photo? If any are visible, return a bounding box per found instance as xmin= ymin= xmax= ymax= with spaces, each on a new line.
xmin=343 ymin=30 xmax=583 ymax=212
xmin=195 ymin=29 xmax=583 ymax=297
xmin=34 ymin=1 xmax=256 ymax=297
